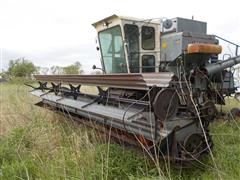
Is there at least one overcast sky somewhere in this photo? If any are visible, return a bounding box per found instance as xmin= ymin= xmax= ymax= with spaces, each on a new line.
xmin=0 ymin=0 xmax=240 ymax=73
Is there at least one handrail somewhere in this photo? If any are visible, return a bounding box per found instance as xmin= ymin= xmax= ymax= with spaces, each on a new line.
xmin=216 ymin=35 xmax=240 ymax=56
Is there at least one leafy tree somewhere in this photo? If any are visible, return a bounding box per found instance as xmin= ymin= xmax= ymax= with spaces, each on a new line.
xmin=7 ymin=58 xmax=37 ymax=78
xmin=0 ymin=70 xmax=8 ymax=80
xmin=63 ymin=61 xmax=83 ymax=74
xmin=49 ymin=61 xmax=84 ymax=75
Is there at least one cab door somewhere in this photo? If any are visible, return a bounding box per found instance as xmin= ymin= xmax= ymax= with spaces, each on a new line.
xmin=124 ymin=24 xmax=140 ymax=73
xmin=141 ymin=26 xmax=156 ymax=73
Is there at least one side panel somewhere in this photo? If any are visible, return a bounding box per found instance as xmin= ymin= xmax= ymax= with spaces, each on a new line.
xmin=160 ymin=32 xmax=217 ymax=62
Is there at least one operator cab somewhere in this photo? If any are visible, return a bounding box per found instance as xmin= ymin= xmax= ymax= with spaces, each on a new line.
xmin=92 ymin=15 xmax=160 ymax=74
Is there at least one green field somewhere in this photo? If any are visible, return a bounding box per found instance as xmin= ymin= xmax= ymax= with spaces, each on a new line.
xmin=0 ymin=83 xmax=240 ymax=179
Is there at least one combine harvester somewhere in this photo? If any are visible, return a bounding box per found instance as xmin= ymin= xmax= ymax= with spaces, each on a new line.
xmin=29 ymin=15 xmax=240 ymax=162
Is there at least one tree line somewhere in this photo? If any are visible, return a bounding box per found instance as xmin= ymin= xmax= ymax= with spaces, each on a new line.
xmin=0 ymin=58 xmax=88 ymax=80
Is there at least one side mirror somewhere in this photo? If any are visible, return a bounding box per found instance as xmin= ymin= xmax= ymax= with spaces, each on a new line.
xmin=92 ymin=65 xmax=105 ymax=74
xmin=92 ymin=65 xmax=97 ymax=70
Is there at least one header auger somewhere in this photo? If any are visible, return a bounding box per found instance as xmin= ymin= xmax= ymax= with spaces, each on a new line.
xmin=29 ymin=15 xmax=240 ymax=163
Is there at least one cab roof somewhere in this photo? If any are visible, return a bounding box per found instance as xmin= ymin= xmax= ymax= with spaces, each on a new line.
xmin=92 ymin=14 xmax=159 ymax=27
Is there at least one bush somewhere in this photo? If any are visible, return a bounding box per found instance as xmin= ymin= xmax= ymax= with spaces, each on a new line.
xmin=6 ymin=58 xmax=37 ymax=78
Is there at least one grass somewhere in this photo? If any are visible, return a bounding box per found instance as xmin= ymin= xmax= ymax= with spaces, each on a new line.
xmin=0 ymin=82 xmax=240 ymax=179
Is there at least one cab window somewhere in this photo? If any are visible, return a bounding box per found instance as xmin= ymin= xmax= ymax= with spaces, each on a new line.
xmin=98 ymin=26 xmax=127 ymax=73
xmin=142 ymin=55 xmax=155 ymax=72
xmin=142 ymin=26 xmax=155 ymax=50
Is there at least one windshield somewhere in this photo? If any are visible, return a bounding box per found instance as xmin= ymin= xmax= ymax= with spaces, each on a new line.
xmin=99 ymin=26 xmax=127 ymax=73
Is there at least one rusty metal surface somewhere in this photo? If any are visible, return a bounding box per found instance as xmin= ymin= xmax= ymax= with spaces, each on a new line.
xmin=34 ymin=73 xmax=173 ymax=90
